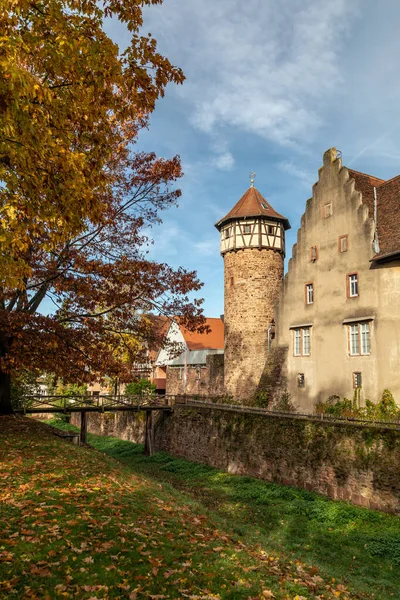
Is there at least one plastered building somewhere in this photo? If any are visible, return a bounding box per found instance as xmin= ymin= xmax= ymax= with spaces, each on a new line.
xmin=217 ymin=149 xmax=400 ymax=410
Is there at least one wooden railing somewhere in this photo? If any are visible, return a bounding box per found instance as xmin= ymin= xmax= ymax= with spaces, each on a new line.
xmin=17 ymin=393 xmax=170 ymax=414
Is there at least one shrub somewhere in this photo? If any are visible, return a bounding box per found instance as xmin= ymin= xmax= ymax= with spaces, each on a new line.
xmin=272 ymin=390 xmax=296 ymax=413
xmin=254 ymin=390 xmax=270 ymax=408
xmin=316 ymin=389 xmax=400 ymax=422
xmin=125 ymin=379 xmax=156 ymax=398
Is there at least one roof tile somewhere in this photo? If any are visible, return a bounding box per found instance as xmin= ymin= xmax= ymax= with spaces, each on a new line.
xmin=348 ymin=169 xmax=400 ymax=258
xmin=215 ymin=186 xmax=290 ymax=230
xmin=179 ymin=317 xmax=224 ymax=351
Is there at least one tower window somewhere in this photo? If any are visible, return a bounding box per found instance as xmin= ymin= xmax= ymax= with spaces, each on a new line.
xmin=305 ymin=283 xmax=314 ymax=305
xmin=347 ymin=273 xmax=359 ymax=298
xmin=310 ymin=246 xmax=318 ymax=261
xmin=267 ymin=225 xmax=275 ymax=235
xmin=243 ymin=224 xmax=251 ymax=234
xmin=339 ymin=235 xmax=348 ymax=252
xmin=224 ymin=228 xmax=231 ymax=239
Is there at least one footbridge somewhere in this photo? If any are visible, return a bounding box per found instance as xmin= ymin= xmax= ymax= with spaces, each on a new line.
xmin=17 ymin=394 xmax=173 ymax=454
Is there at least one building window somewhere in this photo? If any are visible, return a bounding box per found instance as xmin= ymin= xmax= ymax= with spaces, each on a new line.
xmin=297 ymin=373 xmax=305 ymax=387
xmin=178 ymin=367 xmax=183 ymax=380
xmin=294 ymin=329 xmax=301 ymax=356
xmin=305 ymin=283 xmax=314 ymax=305
xmin=243 ymin=224 xmax=251 ymax=234
xmin=294 ymin=327 xmax=311 ymax=357
xmin=224 ymin=228 xmax=231 ymax=239
xmin=353 ymin=372 xmax=362 ymax=388
xmin=339 ymin=235 xmax=348 ymax=252
xmin=267 ymin=224 xmax=275 ymax=235
xmin=323 ymin=203 xmax=332 ymax=218
xmin=196 ymin=367 xmax=201 ymax=380
xmin=349 ymin=322 xmax=370 ymax=356
xmin=347 ymin=273 xmax=359 ymax=298
xmin=310 ymin=246 xmax=318 ymax=262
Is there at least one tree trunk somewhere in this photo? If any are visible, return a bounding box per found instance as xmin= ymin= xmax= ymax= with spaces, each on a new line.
xmin=0 ymin=370 xmax=13 ymax=415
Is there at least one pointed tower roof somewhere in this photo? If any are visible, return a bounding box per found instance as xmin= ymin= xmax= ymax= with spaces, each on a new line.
xmin=215 ymin=186 xmax=290 ymax=231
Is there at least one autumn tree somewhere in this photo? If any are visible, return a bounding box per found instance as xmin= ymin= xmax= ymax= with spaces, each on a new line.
xmin=0 ymin=0 xmax=206 ymax=414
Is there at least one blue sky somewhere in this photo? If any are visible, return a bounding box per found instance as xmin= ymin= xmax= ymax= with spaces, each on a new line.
xmin=105 ymin=0 xmax=400 ymax=318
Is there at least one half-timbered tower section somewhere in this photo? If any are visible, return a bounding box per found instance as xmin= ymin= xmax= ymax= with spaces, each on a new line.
xmin=275 ymin=148 xmax=400 ymax=411
xmin=216 ymin=183 xmax=290 ymax=400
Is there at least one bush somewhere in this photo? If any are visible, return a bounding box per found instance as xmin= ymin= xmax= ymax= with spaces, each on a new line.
xmin=316 ymin=390 xmax=400 ymax=421
xmin=125 ymin=379 xmax=156 ymax=398
xmin=254 ymin=390 xmax=270 ymax=408
xmin=10 ymin=371 xmax=40 ymax=410
xmin=272 ymin=390 xmax=296 ymax=412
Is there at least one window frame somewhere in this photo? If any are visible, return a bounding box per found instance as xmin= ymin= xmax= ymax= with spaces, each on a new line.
xmin=347 ymin=272 xmax=359 ymax=298
xmin=305 ymin=282 xmax=314 ymax=305
xmin=243 ymin=223 xmax=251 ymax=234
xmin=338 ymin=234 xmax=348 ymax=253
xmin=348 ymin=321 xmax=370 ymax=356
xmin=224 ymin=227 xmax=231 ymax=239
xmin=267 ymin=224 xmax=275 ymax=235
xmin=297 ymin=373 xmax=305 ymax=387
xmin=293 ymin=327 xmax=311 ymax=357
xmin=353 ymin=372 xmax=362 ymax=388
xmin=322 ymin=203 xmax=332 ymax=218
xmin=310 ymin=245 xmax=318 ymax=262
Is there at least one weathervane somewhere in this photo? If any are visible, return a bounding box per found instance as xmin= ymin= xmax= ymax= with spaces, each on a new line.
xmin=249 ymin=171 xmax=256 ymax=187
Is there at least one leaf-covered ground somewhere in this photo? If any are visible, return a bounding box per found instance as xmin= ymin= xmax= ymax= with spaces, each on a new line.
xmin=0 ymin=416 xmax=398 ymax=599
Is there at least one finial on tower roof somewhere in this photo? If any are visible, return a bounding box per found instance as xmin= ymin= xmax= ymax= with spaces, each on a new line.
xmin=249 ymin=171 xmax=256 ymax=187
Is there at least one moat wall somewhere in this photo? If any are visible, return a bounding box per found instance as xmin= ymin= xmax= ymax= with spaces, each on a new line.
xmin=71 ymin=410 xmax=146 ymax=443
xmin=72 ymin=406 xmax=400 ymax=513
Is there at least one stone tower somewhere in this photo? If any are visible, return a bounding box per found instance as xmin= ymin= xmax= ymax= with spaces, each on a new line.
xmin=215 ymin=182 xmax=290 ymax=400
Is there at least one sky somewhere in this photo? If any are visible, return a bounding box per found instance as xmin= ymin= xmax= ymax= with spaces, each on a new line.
xmin=105 ymin=0 xmax=400 ymax=318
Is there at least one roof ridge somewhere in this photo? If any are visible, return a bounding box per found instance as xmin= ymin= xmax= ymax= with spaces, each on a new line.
xmin=376 ymin=173 xmax=400 ymax=187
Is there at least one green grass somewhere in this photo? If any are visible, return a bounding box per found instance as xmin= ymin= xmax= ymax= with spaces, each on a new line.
xmin=50 ymin=418 xmax=400 ymax=600
xmin=1 ymin=416 xmax=399 ymax=599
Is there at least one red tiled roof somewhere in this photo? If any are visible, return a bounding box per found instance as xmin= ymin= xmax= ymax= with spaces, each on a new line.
xmin=348 ymin=169 xmax=400 ymax=258
xmin=215 ymin=186 xmax=290 ymax=231
xmin=179 ymin=317 xmax=224 ymax=351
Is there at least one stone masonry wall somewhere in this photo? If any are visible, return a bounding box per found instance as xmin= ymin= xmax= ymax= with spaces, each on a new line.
xmin=165 ymin=354 xmax=224 ymax=397
xmin=224 ymin=248 xmax=283 ymax=401
xmin=70 ymin=404 xmax=400 ymax=513
xmin=155 ymin=407 xmax=400 ymax=513
xmin=71 ymin=410 xmax=145 ymax=443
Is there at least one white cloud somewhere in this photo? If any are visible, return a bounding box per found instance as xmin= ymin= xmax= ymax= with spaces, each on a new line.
xmin=211 ymin=152 xmax=235 ymax=171
xmin=142 ymin=0 xmax=358 ymax=147
xmin=278 ymin=160 xmax=314 ymax=188
xmin=194 ymin=239 xmax=219 ymax=257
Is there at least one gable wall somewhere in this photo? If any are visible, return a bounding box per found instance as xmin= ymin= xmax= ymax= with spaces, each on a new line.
xmin=275 ymin=149 xmax=400 ymax=410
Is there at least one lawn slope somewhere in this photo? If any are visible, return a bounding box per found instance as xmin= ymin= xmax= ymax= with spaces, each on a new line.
xmin=0 ymin=416 xmax=397 ymax=599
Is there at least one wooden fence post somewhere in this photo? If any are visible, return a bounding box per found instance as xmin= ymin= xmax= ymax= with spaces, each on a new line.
xmin=80 ymin=411 xmax=88 ymax=445
xmin=144 ymin=410 xmax=154 ymax=456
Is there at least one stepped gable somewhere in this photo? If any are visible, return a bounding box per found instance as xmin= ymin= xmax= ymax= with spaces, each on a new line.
xmin=178 ymin=317 xmax=224 ymax=351
xmin=215 ymin=186 xmax=290 ymax=230
xmin=348 ymin=169 xmax=400 ymax=259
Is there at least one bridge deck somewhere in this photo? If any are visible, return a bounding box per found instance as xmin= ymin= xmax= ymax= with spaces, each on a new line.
xmin=15 ymin=405 xmax=172 ymax=414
